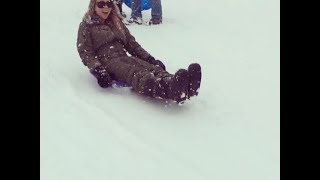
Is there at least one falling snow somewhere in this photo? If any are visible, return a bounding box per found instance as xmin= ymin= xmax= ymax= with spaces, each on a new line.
xmin=41 ymin=0 xmax=280 ymax=180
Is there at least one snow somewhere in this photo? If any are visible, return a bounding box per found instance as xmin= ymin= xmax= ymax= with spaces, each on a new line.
xmin=40 ymin=0 xmax=280 ymax=180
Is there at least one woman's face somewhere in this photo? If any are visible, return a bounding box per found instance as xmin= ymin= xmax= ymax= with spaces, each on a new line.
xmin=95 ymin=0 xmax=113 ymax=20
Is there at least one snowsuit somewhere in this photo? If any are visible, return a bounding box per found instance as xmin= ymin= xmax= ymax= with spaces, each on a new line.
xmin=77 ymin=15 xmax=190 ymax=102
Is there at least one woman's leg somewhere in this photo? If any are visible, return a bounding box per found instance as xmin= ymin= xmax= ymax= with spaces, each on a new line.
xmin=103 ymin=57 xmax=166 ymax=96
xmin=104 ymin=57 xmax=190 ymax=102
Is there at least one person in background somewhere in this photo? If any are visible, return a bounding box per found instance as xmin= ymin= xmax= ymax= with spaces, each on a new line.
xmin=116 ymin=0 xmax=126 ymax=18
xmin=128 ymin=0 xmax=162 ymax=25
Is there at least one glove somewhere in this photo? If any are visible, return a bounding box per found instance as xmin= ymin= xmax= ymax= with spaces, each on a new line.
xmin=90 ymin=65 xmax=112 ymax=88
xmin=147 ymin=56 xmax=166 ymax=71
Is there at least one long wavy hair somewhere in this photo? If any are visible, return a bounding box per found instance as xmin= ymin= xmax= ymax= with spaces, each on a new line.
xmin=83 ymin=0 xmax=126 ymax=42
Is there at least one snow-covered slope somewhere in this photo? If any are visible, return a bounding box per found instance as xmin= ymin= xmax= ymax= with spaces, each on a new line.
xmin=40 ymin=0 xmax=280 ymax=179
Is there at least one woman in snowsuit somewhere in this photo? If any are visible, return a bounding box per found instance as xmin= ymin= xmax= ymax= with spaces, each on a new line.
xmin=77 ymin=0 xmax=201 ymax=103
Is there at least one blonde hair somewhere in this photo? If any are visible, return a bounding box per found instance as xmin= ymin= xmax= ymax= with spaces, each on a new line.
xmin=83 ymin=0 xmax=126 ymax=42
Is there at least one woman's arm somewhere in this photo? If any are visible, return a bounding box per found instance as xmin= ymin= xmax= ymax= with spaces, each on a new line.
xmin=77 ymin=22 xmax=102 ymax=71
xmin=123 ymin=25 xmax=152 ymax=61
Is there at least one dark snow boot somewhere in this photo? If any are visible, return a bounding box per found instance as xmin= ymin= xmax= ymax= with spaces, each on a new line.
xmin=167 ymin=69 xmax=189 ymax=103
xmin=153 ymin=77 xmax=168 ymax=99
xmin=187 ymin=63 xmax=202 ymax=99
xmin=141 ymin=69 xmax=190 ymax=103
xmin=147 ymin=18 xmax=162 ymax=25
